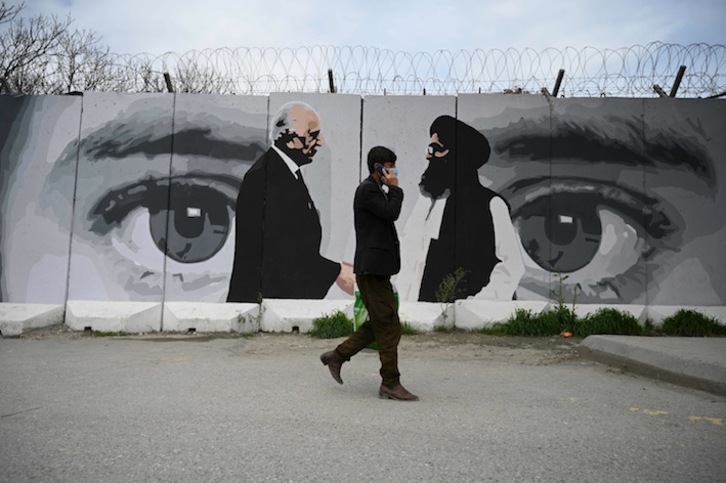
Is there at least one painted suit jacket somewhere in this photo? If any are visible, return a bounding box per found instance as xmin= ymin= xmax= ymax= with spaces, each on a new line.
xmin=226 ymin=149 xmax=340 ymax=302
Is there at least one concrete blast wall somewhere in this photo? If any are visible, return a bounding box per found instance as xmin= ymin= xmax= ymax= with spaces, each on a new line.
xmin=1 ymin=92 xmax=724 ymax=332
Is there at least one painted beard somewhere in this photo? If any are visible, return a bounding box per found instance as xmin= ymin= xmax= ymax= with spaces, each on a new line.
xmin=277 ymin=132 xmax=317 ymax=167
xmin=289 ymin=146 xmax=316 ymax=167
xmin=419 ymin=155 xmax=455 ymax=199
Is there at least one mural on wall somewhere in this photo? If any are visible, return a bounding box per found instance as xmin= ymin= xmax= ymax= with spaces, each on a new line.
xmin=460 ymin=95 xmax=725 ymax=306
xmin=0 ymin=93 xmax=724 ymax=306
xmin=226 ymin=101 xmax=355 ymax=302
xmin=641 ymin=99 xmax=726 ymax=306
xmin=410 ymin=115 xmax=524 ymax=302
xmin=0 ymin=95 xmax=81 ymax=303
xmin=162 ymin=94 xmax=268 ymax=303
xmin=65 ymin=93 xmax=175 ymax=302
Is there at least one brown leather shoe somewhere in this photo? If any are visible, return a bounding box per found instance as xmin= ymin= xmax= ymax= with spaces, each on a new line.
xmin=379 ymin=383 xmax=419 ymax=401
xmin=320 ymin=351 xmax=344 ymax=385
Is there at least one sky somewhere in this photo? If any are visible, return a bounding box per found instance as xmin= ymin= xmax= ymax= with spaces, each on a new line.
xmin=12 ymin=0 xmax=726 ymax=55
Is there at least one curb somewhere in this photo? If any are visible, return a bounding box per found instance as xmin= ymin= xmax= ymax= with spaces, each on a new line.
xmin=580 ymin=335 xmax=726 ymax=396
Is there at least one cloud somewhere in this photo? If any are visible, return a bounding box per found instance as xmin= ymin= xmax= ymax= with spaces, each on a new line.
xmin=17 ymin=0 xmax=726 ymax=56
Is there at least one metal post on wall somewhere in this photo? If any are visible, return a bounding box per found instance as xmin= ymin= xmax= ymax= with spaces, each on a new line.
xmin=327 ymin=69 xmax=336 ymax=93
xmin=552 ymin=69 xmax=565 ymax=97
xmin=669 ymin=65 xmax=686 ymax=97
xmin=653 ymin=84 xmax=668 ymax=98
xmin=163 ymin=72 xmax=174 ymax=93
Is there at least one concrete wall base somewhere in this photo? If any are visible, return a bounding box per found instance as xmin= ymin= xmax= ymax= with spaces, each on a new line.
xmin=162 ymin=302 xmax=259 ymax=333
xmin=3 ymin=301 xmax=724 ymax=335
xmin=399 ymin=302 xmax=453 ymax=332
xmin=454 ymin=300 xmax=551 ymax=330
xmin=0 ymin=303 xmax=65 ymax=337
xmin=260 ymin=299 xmax=353 ymax=333
xmin=65 ymin=300 xmax=162 ymax=333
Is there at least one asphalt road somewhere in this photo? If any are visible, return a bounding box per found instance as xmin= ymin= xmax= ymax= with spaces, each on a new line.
xmin=1 ymin=334 xmax=724 ymax=482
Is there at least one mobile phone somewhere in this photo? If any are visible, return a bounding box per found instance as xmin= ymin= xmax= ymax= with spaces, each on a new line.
xmin=375 ymin=163 xmax=388 ymax=176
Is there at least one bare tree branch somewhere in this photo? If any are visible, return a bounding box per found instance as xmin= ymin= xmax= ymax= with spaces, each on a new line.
xmin=0 ymin=1 xmax=24 ymax=25
xmin=0 ymin=5 xmax=73 ymax=92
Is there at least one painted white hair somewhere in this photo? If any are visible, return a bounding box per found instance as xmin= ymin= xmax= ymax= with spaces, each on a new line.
xmin=269 ymin=101 xmax=317 ymax=143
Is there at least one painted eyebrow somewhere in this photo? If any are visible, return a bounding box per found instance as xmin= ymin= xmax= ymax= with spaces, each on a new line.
xmin=489 ymin=116 xmax=714 ymax=180
xmin=83 ymin=127 xmax=265 ymax=162
xmin=54 ymin=110 xmax=267 ymax=168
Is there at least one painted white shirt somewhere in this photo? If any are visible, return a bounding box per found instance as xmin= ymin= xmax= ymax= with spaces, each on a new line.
xmin=272 ymin=145 xmax=301 ymax=178
xmin=396 ymin=194 xmax=525 ymax=301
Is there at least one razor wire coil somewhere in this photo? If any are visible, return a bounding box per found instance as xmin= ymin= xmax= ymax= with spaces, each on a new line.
xmin=7 ymin=42 xmax=726 ymax=97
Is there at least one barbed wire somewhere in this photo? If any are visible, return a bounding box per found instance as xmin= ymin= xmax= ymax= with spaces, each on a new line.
xmin=109 ymin=42 xmax=725 ymax=98
xmin=4 ymin=42 xmax=725 ymax=97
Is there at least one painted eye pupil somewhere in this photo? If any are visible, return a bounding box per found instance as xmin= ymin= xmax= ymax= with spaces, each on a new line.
xmin=516 ymin=193 xmax=602 ymax=273
xmin=148 ymin=185 xmax=231 ymax=263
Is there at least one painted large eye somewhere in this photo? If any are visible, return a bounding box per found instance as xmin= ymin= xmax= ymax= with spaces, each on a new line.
xmin=508 ymin=178 xmax=680 ymax=301
xmin=90 ymin=174 xmax=238 ymax=266
xmin=517 ymin=192 xmax=604 ymax=273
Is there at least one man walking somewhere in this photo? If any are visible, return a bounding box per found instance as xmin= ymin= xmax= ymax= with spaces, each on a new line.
xmin=320 ymin=146 xmax=418 ymax=401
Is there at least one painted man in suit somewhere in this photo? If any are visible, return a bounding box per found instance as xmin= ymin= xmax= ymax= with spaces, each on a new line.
xmin=226 ymin=102 xmax=354 ymax=302
xmin=416 ymin=115 xmax=524 ymax=302
xmin=320 ymin=146 xmax=418 ymax=402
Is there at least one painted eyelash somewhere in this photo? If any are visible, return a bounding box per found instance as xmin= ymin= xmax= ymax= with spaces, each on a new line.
xmin=89 ymin=178 xmax=165 ymax=234
xmin=89 ymin=175 xmax=239 ymax=235
xmin=511 ymin=179 xmax=674 ymax=241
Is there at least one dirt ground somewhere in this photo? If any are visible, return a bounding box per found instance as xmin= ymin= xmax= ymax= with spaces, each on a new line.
xmin=17 ymin=325 xmax=584 ymax=366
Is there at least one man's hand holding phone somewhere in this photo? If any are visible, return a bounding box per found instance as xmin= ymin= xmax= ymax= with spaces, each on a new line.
xmin=375 ymin=163 xmax=399 ymax=187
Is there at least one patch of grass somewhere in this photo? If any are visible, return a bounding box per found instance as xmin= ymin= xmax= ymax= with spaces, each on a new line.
xmin=308 ymin=310 xmax=353 ymax=339
xmin=499 ymin=308 xmax=566 ymax=336
xmin=458 ymin=305 xmax=723 ymax=339
xmin=401 ymin=322 xmax=419 ymax=335
xmin=529 ymin=308 xmax=571 ymax=336
xmin=477 ymin=325 xmax=509 ymax=336
xmin=661 ymin=309 xmax=726 ymax=337
xmin=574 ymin=308 xmax=643 ymax=338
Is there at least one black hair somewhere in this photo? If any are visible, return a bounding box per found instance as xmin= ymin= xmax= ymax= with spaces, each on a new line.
xmin=366 ymin=145 xmax=397 ymax=173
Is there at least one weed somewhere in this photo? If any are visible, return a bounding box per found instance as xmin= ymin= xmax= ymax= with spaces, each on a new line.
xmin=575 ymin=308 xmax=643 ymax=338
xmin=661 ymin=310 xmax=726 ymax=337
xmin=401 ymin=322 xmax=419 ymax=335
xmin=477 ymin=325 xmax=510 ymax=336
xmin=435 ymin=267 xmax=469 ymax=326
xmin=435 ymin=267 xmax=469 ymax=303
xmin=642 ymin=319 xmax=657 ymax=336
xmin=308 ymin=310 xmax=353 ymax=339
xmin=499 ymin=308 xmax=563 ymax=336
xmin=551 ymin=273 xmax=578 ymax=332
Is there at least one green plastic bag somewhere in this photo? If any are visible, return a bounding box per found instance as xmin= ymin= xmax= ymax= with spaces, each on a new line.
xmin=352 ymin=284 xmax=399 ymax=351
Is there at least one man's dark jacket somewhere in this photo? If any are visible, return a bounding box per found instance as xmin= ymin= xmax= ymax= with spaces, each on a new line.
xmin=353 ymin=176 xmax=403 ymax=276
xmin=226 ymin=148 xmax=339 ymax=302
